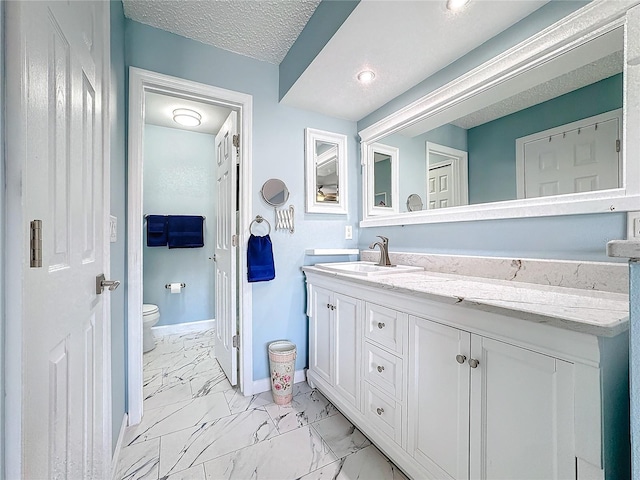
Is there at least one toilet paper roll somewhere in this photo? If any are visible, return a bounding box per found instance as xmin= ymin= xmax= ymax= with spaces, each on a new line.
xmin=170 ymin=283 xmax=182 ymax=294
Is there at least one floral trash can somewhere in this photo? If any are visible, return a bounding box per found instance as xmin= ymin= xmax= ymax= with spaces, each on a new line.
xmin=268 ymin=341 xmax=297 ymax=405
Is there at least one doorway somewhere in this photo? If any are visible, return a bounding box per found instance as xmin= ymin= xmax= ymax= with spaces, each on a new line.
xmin=127 ymin=68 xmax=253 ymax=425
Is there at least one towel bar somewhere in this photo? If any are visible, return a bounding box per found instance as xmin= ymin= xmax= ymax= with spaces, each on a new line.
xmin=250 ymin=215 xmax=271 ymax=235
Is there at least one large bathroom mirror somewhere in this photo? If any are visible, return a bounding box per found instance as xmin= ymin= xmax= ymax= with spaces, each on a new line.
xmin=360 ymin=2 xmax=640 ymax=227
xmin=305 ymin=128 xmax=348 ymax=214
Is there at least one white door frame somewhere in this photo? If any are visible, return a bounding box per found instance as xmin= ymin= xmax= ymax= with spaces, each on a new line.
xmin=127 ymin=67 xmax=253 ymax=425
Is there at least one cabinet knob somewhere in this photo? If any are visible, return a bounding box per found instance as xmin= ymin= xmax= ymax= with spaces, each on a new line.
xmin=456 ymin=354 xmax=467 ymax=364
xmin=331 ymin=305 xmax=335 ymax=310
xmin=376 ymin=407 xmax=384 ymax=416
xmin=377 ymin=365 xmax=385 ymax=373
xmin=377 ymin=322 xmax=386 ymax=329
xmin=327 ymin=303 xmax=331 ymax=309
xmin=468 ymin=358 xmax=480 ymax=368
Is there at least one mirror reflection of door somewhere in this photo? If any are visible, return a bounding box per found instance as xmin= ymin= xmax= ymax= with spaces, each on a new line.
xmin=374 ymin=152 xmax=392 ymax=207
xmin=425 ymin=142 xmax=469 ymax=210
xmin=315 ymin=140 xmax=339 ymax=203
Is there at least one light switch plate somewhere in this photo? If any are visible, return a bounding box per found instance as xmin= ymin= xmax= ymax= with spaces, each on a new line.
xmin=627 ymin=211 xmax=640 ymax=239
xmin=345 ymin=225 xmax=353 ymax=240
xmin=110 ymin=215 xmax=117 ymax=243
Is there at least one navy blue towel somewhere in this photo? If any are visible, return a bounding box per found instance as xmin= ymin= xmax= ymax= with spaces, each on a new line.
xmin=146 ymin=215 xmax=168 ymax=247
xmin=247 ymin=234 xmax=275 ymax=282
xmin=167 ymin=215 xmax=205 ymax=248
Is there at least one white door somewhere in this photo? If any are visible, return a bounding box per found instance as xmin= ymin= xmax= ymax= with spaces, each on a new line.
xmin=428 ymin=162 xmax=455 ymax=209
xmin=215 ymin=111 xmax=239 ymax=385
xmin=408 ymin=316 xmax=471 ymax=480
xmin=333 ymin=293 xmax=361 ymax=407
xmin=520 ymin=114 xmax=620 ymax=198
xmin=308 ymin=286 xmax=333 ymax=386
xmin=6 ymin=1 xmax=110 ymax=478
xmin=469 ymin=336 xmax=575 ymax=479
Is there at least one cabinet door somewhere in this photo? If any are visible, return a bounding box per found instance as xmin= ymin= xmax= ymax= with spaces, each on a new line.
xmin=407 ymin=316 xmax=471 ymax=480
xmin=334 ymin=293 xmax=362 ymax=408
xmin=469 ymin=336 xmax=575 ymax=480
xmin=309 ymin=285 xmax=333 ymax=385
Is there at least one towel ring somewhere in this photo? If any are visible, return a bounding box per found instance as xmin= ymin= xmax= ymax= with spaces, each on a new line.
xmin=250 ymin=215 xmax=271 ymax=235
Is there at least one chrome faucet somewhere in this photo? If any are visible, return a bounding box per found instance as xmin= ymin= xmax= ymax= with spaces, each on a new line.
xmin=369 ymin=235 xmax=393 ymax=267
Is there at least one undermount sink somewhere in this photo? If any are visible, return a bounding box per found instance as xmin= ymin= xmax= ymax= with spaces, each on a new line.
xmin=314 ymin=261 xmax=423 ymax=276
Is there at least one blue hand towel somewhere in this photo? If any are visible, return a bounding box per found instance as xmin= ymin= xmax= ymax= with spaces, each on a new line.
xmin=247 ymin=234 xmax=275 ymax=282
xmin=167 ymin=215 xmax=205 ymax=248
xmin=146 ymin=215 xmax=168 ymax=247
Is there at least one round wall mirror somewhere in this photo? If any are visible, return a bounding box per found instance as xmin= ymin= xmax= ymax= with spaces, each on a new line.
xmin=406 ymin=194 xmax=423 ymax=212
xmin=261 ymin=178 xmax=289 ymax=207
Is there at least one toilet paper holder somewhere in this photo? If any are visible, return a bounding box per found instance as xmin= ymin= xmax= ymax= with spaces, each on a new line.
xmin=165 ymin=283 xmax=186 ymax=289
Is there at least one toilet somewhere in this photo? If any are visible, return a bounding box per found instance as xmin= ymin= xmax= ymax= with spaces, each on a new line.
xmin=143 ymin=304 xmax=160 ymax=353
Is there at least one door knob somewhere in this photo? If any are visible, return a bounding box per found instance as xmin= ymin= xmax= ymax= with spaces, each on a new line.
xmin=96 ymin=273 xmax=120 ymax=294
xmin=456 ymin=354 xmax=467 ymax=364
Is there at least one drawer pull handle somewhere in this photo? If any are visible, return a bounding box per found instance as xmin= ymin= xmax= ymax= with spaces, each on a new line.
xmin=376 ymin=407 xmax=384 ymax=416
xmin=377 ymin=365 xmax=385 ymax=373
xmin=468 ymin=358 xmax=480 ymax=368
xmin=377 ymin=322 xmax=386 ymax=329
xmin=456 ymin=354 xmax=467 ymax=364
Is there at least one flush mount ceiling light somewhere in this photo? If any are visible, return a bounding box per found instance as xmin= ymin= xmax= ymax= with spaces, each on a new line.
xmin=446 ymin=0 xmax=470 ymax=11
xmin=357 ymin=70 xmax=376 ymax=84
xmin=172 ymin=108 xmax=202 ymax=127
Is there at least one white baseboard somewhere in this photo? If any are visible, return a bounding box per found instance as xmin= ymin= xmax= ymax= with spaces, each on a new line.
xmin=152 ymin=319 xmax=215 ymax=336
xmin=111 ymin=413 xmax=128 ymax=480
xmin=251 ymin=369 xmax=307 ymax=395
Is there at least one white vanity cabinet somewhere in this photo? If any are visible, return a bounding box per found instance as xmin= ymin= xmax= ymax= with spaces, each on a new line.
xmin=407 ymin=315 xmax=575 ymax=479
xmin=307 ymin=284 xmax=361 ymax=409
xmin=303 ymin=269 xmax=629 ymax=480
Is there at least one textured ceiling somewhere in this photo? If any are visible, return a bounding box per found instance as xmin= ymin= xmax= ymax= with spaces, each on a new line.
xmin=122 ymin=0 xmax=321 ymax=64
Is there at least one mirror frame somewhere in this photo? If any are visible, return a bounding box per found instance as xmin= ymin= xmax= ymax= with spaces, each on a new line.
xmin=305 ymin=128 xmax=348 ymax=214
xmin=359 ymin=0 xmax=640 ymax=228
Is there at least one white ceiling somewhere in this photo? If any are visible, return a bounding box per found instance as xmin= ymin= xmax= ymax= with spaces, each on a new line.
xmin=124 ymin=0 xmax=552 ymax=122
xmin=280 ymin=0 xmax=549 ymax=121
xmin=122 ymin=0 xmax=321 ymax=64
xmin=145 ymin=92 xmax=232 ymax=135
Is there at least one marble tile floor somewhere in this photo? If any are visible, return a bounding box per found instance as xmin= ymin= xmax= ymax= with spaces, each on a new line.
xmin=116 ymin=329 xmax=408 ymax=480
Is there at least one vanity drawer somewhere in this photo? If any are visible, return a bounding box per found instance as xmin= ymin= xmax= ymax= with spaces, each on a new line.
xmin=364 ymin=303 xmax=407 ymax=354
xmin=363 ymin=382 xmax=403 ymax=446
xmin=364 ymin=341 xmax=403 ymax=400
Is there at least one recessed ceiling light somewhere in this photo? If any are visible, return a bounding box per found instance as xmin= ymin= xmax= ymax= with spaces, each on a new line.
xmin=173 ymin=108 xmax=202 ymax=127
xmin=357 ymin=70 xmax=376 ymax=84
xmin=446 ymin=0 xmax=470 ymax=11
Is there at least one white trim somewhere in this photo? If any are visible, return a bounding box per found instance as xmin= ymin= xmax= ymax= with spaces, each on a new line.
xmin=151 ymin=319 xmax=215 ymax=336
xmin=304 ymin=249 xmax=360 ymax=256
xmin=110 ymin=414 xmax=128 ymax=480
xmin=515 ymin=109 xmax=623 ymax=199
xmin=359 ymin=0 xmax=640 ymax=227
xmin=426 ymin=142 xmax=469 ymax=208
xmin=251 ymin=369 xmax=308 ymax=395
xmin=304 ymin=128 xmax=348 ymax=214
xmin=127 ymin=67 xmax=254 ymax=422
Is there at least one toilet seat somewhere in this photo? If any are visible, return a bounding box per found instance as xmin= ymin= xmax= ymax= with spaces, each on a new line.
xmin=143 ymin=303 xmax=159 ymax=316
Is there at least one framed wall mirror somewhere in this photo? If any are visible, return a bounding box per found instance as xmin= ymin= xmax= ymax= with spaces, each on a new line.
xmin=359 ymin=2 xmax=640 ymax=227
xmin=365 ymin=142 xmax=399 ymax=216
xmin=305 ymin=128 xmax=348 ymax=214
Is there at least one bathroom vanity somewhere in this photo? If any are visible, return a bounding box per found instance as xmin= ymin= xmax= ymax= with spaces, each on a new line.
xmin=302 ymin=257 xmax=629 ymax=480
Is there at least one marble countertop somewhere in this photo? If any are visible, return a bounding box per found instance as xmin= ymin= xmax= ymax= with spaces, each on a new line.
xmin=302 ymin=266 xmax=629 ymax=337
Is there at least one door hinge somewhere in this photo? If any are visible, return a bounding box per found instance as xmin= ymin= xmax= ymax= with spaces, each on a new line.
xmin=231 ymin=234 xmax=238 ymax=247
xmin=232 ymin=335 xmax=239 ymax=349
xmin=616 ymin=139 xmax=621 ymax=153
xmin=30 ymin=220 xmax=42 ymax=268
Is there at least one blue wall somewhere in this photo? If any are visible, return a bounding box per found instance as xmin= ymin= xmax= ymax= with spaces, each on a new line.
xmin=125 ymin=20 xmax=359 ymax=382
xmin=143 ymin=125 xmax=216 ymax=326
xmin=109 ymin=0 xmax=127 ymax=453
xmin=467 ymin=74 xmax=623 ymax=204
